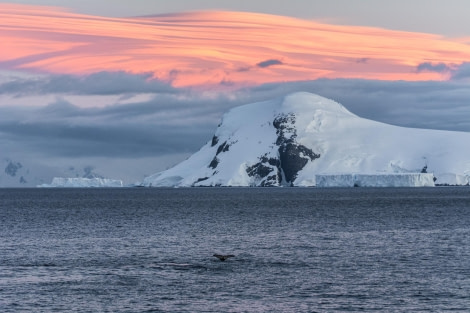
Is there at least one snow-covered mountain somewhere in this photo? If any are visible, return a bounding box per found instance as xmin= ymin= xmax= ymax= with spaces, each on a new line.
xmin=142 ymin=92 xmax=470 ymax=187
xmin=143 ymin=93 xmax=470 ymax=187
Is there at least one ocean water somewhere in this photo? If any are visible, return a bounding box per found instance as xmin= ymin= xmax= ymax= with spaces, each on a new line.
xmin=1 ymin=187 xmax=469 ymax=312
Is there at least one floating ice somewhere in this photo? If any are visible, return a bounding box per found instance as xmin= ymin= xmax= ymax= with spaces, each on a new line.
xmin=38 ymin=177 xmax=123 ymax=188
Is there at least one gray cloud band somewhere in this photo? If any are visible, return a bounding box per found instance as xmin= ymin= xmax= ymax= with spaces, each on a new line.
xmin=0 ymin=72 xmax=469 ymax=161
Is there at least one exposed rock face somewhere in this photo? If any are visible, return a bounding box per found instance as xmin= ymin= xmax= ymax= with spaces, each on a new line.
xmin=209 ymin=141 xmax=232 ymax=170
xmin=216 ymin=141 xmax=230 ymax=155
xmin=273 ymin=113 xmax=320 ymax=184
xmin=243 ymin=113 xmax=321 ymax=186
xmin=208 ymin=157 xmax=219 ymax=169
xmin=279 ymin=142 xmax=320 ymax=183
xmin=211 ymin=135 xmax=219 ymax=147
xmin=246 ymin=155 xmax=282 ymax=186
xmin=205 ymin=112 xmax=322 ymax=186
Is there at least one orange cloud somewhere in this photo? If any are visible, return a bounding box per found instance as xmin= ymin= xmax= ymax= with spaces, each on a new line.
xmin=2 ymin=4 xmax=470 ymax=87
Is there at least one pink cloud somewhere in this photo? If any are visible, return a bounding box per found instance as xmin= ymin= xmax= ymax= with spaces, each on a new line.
xmin=2 ymin=4 xmax=470 ymax=87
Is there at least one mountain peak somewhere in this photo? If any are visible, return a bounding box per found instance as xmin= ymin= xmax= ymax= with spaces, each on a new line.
xmin=280 ymin=92 xmax=352 ymax=116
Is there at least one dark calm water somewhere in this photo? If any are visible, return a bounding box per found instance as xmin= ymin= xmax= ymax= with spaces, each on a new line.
xmin=1 ymin=187 xmax=469 ymax=312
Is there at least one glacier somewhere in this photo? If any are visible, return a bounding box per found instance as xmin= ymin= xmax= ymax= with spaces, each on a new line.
xmin=142 ymin=92 xmax=470 ymax=187
xmin=38 ymin=177 xmax=124 ymax=188
xmin=434 ymin=173 xmax=469 ymax=186
xmin=315 ymin=173 xmax=436 ymax=187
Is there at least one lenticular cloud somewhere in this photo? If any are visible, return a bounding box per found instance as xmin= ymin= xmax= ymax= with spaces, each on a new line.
xmin=2 ymin=4 xmax=470 ymax=87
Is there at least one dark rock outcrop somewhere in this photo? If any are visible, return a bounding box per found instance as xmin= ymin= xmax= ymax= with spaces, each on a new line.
xmin=243 ymin=113 xmax=320 ymax=185
xmin=211 ymin=135 xmax=219 ymax=147
xmin=207 ymin=112 xmax=320 ymax=186
xmin=194 ymin=177 xmax=209 ymax=184
xmin=246 ymin=155 xmax=282 ymax=186
xmin=216 ymin=141 xmax=230 ymax=155
xmin=272 ymin=113 xmax=320 ymax=184
xmin=278 ymin=143 xmax=320 ymax=183
xmin=209 ymin=157 xmax=219 ymax=169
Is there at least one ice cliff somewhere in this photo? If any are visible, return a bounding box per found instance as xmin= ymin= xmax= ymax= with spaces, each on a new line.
xmin=315 ymin=173 xmax=436 ymax=187
xmin=38 ymin=177 xmax=123 ymax=188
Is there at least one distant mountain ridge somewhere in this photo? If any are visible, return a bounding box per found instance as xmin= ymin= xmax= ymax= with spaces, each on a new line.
xmin=0 ymin=159 xmax=29 ymax=186
xmin=0 ymin=158 xmax=112 ymax=188
xmin=142 ymin=92 xmax=470 ymax=187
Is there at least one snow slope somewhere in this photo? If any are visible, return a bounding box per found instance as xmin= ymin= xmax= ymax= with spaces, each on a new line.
xmin=143 ymin=92 xmax=470 ymax=187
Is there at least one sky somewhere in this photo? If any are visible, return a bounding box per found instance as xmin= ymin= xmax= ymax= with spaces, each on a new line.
xmin=1 ymin=0 xmax=470 ymax=186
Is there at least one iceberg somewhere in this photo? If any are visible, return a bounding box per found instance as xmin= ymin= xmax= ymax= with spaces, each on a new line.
xmin=38 ymin=177 xmax=123 ymax=188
